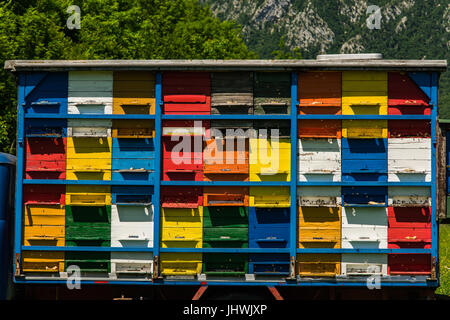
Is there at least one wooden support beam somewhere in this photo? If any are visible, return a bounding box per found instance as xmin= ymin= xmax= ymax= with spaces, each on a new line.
xmin=267 ymin=286 xmax=283 ymax=300
xmin=192 ymin=286 xmax=208 ymax=300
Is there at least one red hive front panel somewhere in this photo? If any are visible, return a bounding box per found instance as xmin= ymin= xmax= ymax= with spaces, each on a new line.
xmin=160 ymin=187 xmax=203 ymax=208
xmin=25 ymin=137 xmax=66 ymax=180
xmin=23 ymin=185 xmax=65 ymax=206
xmin=388 ymin=72 xmax=431 ymax=115
xmin=388 ymin=207 xmax=431 ymax=275
xmin=162 ymin=72 xmax=211 ymax=115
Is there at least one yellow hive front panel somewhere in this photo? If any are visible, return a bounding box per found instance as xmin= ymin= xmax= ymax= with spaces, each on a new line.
xmin=298 ymin=207 xmax=341 ymax=248
xmin=161 ymin=228 xmax=203 ymax=246
xmin=23 ymin=225 xmax=65 ymax=246
xmin=160 ymin=207 xmax=203 ymax=228
xmin=66 ymin=185 xmax=111 ymax=206
xmin=342 ymin=71 xmax=387 ymax=115
xmin=297 ymin=254 xmax=341 ymax=277
xmin=24 ymin=205 xmax=65 ymax=226
xmin=249 ymin=138 xmax=291 ymax=181
xmin=249 ymin=186 xmax=290 ymax=207
xmin=342 ymin=120 xmax=388 ymax=139
xmin=160 ymin=253 xmax=202 ymax=276
xmin=22 ymin=252 xmax=65 ymax=273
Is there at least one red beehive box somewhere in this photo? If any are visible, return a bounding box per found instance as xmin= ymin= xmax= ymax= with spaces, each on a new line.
xmin=25 ymin=137 xmax=66 ymax=180
xmin=23 ymin=185 xmax=65 ymax=206
xmin=203 ymin=187 xmax=249 ymax=207
xmin=162 ymin=135 xmax=203 ymax=181
xmin=388 ymin=120 xmax=431 ymax=138
xmin=162 ymin=72 xmax=211 ymax=115
xmin=388 ymin=72 xmax=431 ymax=115
xmin=388 ymin=207 xmax=431 ymax=275
xmin=160 ymin=187 xmax=203 ymax=208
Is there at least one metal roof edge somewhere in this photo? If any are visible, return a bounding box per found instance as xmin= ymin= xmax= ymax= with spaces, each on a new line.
xmin=4 ymin=59 xmax=448 ymax=72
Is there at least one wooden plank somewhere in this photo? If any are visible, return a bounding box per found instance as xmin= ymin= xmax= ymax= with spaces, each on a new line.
xmin=437 ymin=122 xmax=447 ymax=219
xmin=388 ymin=187 xmax=431 ymax=206
xmin=249 ymin=186 xmax=290 ymax=207
xmin=22 ymin=252 xmax=64 ymax=273
xmin=342 ymin=120 xmax=388 ymax=139
xmin=160 ymin=253 xmax=202 ymax=276
xmin=341 ymin=253 xmax=388 ymax=276
xmin=297 ymin=186 xmax=341 ymax=207
xmin=111 ymin=252 xmax=153 ymax=274
xmin=297 ymin=253 xmax=341 ymax=277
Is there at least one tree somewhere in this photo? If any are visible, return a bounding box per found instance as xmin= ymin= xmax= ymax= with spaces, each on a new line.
xmin=0 ymin=0 xmax=256 ymax=153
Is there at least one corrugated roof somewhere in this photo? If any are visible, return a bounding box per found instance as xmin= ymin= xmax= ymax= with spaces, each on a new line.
xmin=4 ymin=59 xmax=448 ymax=72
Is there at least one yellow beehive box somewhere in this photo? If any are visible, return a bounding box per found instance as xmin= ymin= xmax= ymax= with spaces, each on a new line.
xmin=113 ymin=71 xmax=156 ymax=115
xmin=23 ymin=225 xmax=65 ymax=246
xmin=342 ymin=120 xmax=388 ymax=139
xmin=160 ymin=253 xmax=203 ymax=276
xmin=342 ymin=71 xmax=387 ymax=115
xmin=249 ymin=186 xmax=290 ymax=207
xmin=24 ymin=205 xmax=65 ymax=226
xmin=22 ymin=252 xmax=65 ymax=273
xmin=298 ymin=207 xmax=341 ymax=248
xmin=297 ymin=254 xmax=341 ymax=277
xmin=161 ymin=207 xmax=203 ymax=228
xmin=66 ymin=185 xmax=111 ymax=206
xmin=249 ymin=138 xmax=291 ymax=181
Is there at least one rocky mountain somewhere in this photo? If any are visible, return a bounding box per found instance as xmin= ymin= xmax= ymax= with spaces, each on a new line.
xmin=201 ymin=0 xmax=450 ymax=116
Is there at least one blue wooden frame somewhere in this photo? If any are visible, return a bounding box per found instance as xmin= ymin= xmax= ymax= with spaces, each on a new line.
xmin=13 ymin=70 xmax=440 ymax=287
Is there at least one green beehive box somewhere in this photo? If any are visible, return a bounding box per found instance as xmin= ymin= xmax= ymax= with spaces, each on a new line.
xmin=65 ymin=205 xmax=111 ymax=241
xmin=254 ymin=72 xmax=291 ymax=115
xmin=65 ymin=250 xmax=111 ymax=273
xmin=203 ymin=207 xmax=248 ymax=228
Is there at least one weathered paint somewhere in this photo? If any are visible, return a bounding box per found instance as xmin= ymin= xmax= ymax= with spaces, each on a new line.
xmin=68 ymin=71 xmax=113 ymax=114
xmin=297 ymin=254 xmax=341 ymax=277
xmin=342 ymin=187 xmax=387 ymax=206
xmin=248 ymin=208 xmax=290 ymax=274
xmin=341 ymin=207 xmax=388 ymax=249
xmin=66 ymin=137 xmax=112 ymax=181
xmin=112 ymin=120 xmax=155 ymax=138
xmin=65 ymin=250 xmax=111 ymax=273
xmin=203 ymin=187 xmax=249 ymax=207
xmin=211 ymin=72 xmax=253 ymax=114
xmin=298 ymin=138 xmax=341 ymax=182
xmin=341 ymin=254 xmax=388 ymax=276
xmin=342 ymin=71 xmax=387 ymax=116
xmin=297 ymin=186 xmax=341 ymax=207
xmin=162 ymin=72 xmax=211 ymax=115
xmin=23 ymin=72 xmax=68 ymax=115
xmin=23 ymin=185 xmax=65 ymax=206
xmin=162 ymin=120 xmax=210 ymax=137
xmin=25 ymin=119 xmax=67 ymax=137
xmin=67 ymin=119 xmax=112 ymax=138
xmin=163 ymin=135 xmax=203 ymax=181
xmin=25 ymin=137 xmax=66 ymax=180
xmin=22 ymin=252 xmax=64 ymax=273
xmin=388 ymin=138 xmax=431 ymax=182
xmin=298 ymin=72 xmax=341 ymax=114
xmin=113 ymin=71 xmax=156 ymax=115
xmin=249 ymin=186 xmax=290 ymax=207
xmin=66 ymin=205 xmax=111 ymax=241
xmin=342 ymin=120 xmax=388 ymax=139
xmin=342 ymin=139 xmax=387 ymax=180
xmin=388 ymin=187 xmax=431 ymax=207
xmin=254 ymin=72 xmax=290 ymax=115
xmin=298 ymin=120 xmax=342 ymax=139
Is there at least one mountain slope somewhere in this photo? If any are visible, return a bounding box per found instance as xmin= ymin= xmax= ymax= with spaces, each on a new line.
xmin=202 ymin=0 xmax=450 ymax=116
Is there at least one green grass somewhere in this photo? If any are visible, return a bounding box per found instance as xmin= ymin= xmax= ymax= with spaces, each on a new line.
xmin=436 ymin=223 xmax=450 ymax=296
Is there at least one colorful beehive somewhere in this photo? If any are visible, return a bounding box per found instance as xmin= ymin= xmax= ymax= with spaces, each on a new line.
xmin=204 ymin=123 xmax=249 ymax=181
xmin=342 ymin=138 xmax=387 ymax=182
xmin=68 ymin=119 xmax=112 ymax=138
xmin=68 ymin=71 xmax=113 ymax=115
xmin=211 ymin=72 xmax=253 ymax=114
xmin=203 ymin=207 xmax=248 ymax=276
xmin=203 ymin=187 xmax=249 ymax=207
xmin=250 ymin=121 xmax=290 ymax=182
xmin=253 ymin=72 xmax=290 ymax=115
xmin=342 ymin=187 xmax=387 ymax=206
xmin=162 ymin=120 xmax=210 ymax=137
xmin=162 ymin=72 xmax=211 ymax=115
xmin=342 ymin=120 xmax=388 ymax=139
xmin=160 ymin=186 xmax=203 ymax=276
xmin=388 ymin=187 xmax=431 ymax=207
xmin=249 ymin=187 xmax=290 ymax=207
xmin=23 ymin=72 xmax=68 ymax=115
xmin=388 ymin=72 xmax=431 ymax=115
xmin=25 ymin=137 xmax=66 ymax=180
xmin=341 ymin=207 xmax=388 ymax=276
xmin=111 ymin=186 xmax=153 ymax=275
xmin=113 ymin=71 xmax=156 ymax=114
xmin=22 ymin=185 xmax=65 ymax=273
xmin=112 ymin=138 xmax=155 ymax=182
xmin=248 ymin=208 xmax=290 ymax=275
xmin=112 ymin=120 xmax=154 ymax=138
xmin=65 ymin=185 xmax=111 ymax=273
xmin=388 ymin=138 xmax=431 ymax=182
xmin=66 ymin=137 xmax=112 ymax=180
xmin=388 ymin=207 xmax=431 ymax=275
xmin=388 ymin=120 xmax=431 ymax=138
xmin=25 ymin=119 xmax=67 ymax=138
xmin=298 ymin=138 xmax=341 ymax=182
